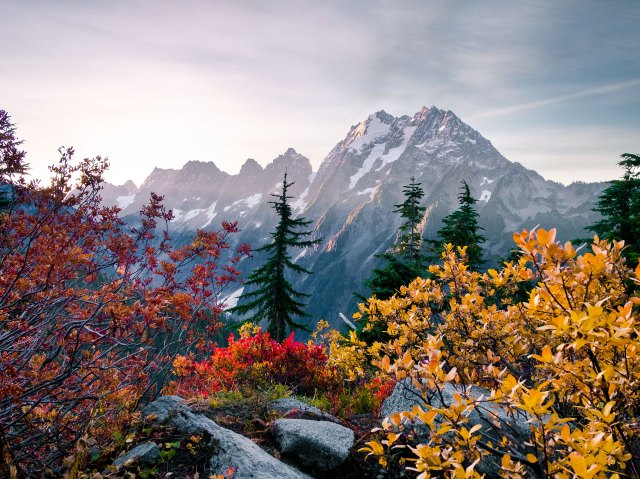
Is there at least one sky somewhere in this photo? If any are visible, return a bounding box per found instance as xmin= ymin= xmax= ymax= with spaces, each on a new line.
xmin=2 ymin=0 xmax=639 ymax=186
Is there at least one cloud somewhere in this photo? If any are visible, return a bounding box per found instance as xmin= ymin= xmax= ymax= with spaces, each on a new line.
xmin=2 ymin=0 xmax=639 ymax=186
xmin=471 ymin=79 xmax=640 ymax=119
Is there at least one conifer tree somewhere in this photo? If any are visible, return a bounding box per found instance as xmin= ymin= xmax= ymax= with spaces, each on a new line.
xmin=0 ymin=110 xmax=28 ymax=210
xmin=435 ymin=180 xmax=485 ymax=270
xmin=589 ymin=153 xmax=640 ymax=264
xmin=362 ymin=177 xmax=427 ymax=302
xmin=393 ymin=177 xmax=427 ymax=265
xmin=230 ymin=172 xmax=320 ymax=341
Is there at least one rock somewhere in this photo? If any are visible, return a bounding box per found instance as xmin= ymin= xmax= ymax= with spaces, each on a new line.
xmin=143 ymin=396 xmax=312 ymax=479
xmin=382 ymin=380 xmax=531 ymax=441
xmin=142 ymin=395 xmax=185 ymax=423
xmin=380 ymin=379 xmax=424 ymax=420
xmin=381 ymin=379 xmax=536 ymax=477
xmin=274 ymin=418 xmax=354 ymax=471
xmin=268 ymin=397 xmax=340 ymax=423
xmin=112 ymin=442 xmax=160 ymax=468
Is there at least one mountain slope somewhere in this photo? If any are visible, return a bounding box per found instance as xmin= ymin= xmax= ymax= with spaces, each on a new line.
xmin=100 ymin=106 xmax=606 ymax=332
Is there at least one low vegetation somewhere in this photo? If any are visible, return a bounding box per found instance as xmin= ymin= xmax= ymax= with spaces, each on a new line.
xmin=2 ymin=109 xmax=639 ymax=478
xmin=359 ymin=231 xmax=640 ymax=478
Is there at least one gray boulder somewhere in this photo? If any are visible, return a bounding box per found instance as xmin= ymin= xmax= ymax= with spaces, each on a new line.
xmin=268 ymin=397 xmax=340 ymax=423
xmin=143 ymin=396 xmax=312 ymax=479
xmin=112 ymin=442 xmax=160 ymax=468
xmin=382 ymin=379 xmax=532 ymax=441
xmin=382 ymin=379 xmax=536 ymax=478
xmin=274 ymin=418 xmax=354 ymax=471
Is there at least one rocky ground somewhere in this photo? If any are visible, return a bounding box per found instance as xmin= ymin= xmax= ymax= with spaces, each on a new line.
xmin=85 ymin=395 xmax=409 ymax=479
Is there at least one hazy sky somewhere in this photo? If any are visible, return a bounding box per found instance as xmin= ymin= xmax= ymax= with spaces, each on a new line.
xmin=2 ymin=0 xmax=639 ymax=186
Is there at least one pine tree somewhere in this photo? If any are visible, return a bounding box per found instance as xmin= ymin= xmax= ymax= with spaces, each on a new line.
xmin=435 ymin=180 xmax=485 ymax=270
xmin=230 ymin=172 xmax=320 ymax=341
xmin=393 ymin=177 xmax=427 ymax=266
xmin=357 ymin=178 xmax=427 ymax=343
xmin=589 ymin=153 xmax=640 ymax=264
xmin=363 ymin=177 xmax=427 ymax=302
xmin=0 ymin=110 xmax=28 ymax=210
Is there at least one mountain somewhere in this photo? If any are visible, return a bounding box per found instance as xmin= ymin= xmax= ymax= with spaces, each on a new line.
xmin=99 ymin=106 xmax=606 ymax=333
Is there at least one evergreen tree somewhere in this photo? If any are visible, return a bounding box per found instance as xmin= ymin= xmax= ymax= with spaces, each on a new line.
xmin=357 ymin=178 xmax=427 ymax=343
xmin=393 ymin=177 xmax=427 ymax=266
xmin=0 ymin=110 xmax=28 ymax=210
xmin=589 ymin=153 xmax=640 ymax=265
xmin=362 ymin=177 xmax=427 ymax=302
xmin=435 ymin=180 xmax=485 ymax=270
xmin=230 ymin=172 xmax=320 ymax=341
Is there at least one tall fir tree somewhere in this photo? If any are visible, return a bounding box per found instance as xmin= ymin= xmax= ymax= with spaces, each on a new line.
xmin=589 ymin=153 xmax=640 ymax=264
xmin=393 ymin=177 xmax=427 ymax=265
xmin=0 ymin=110 xmax=28 ymax=211
xmin=229 ymin=172 xmax=320 ymax=341
xmin=435 ymin=180 xmax=485 ymax=270
xmin=362 ymin=177 xmax=427 ymax=302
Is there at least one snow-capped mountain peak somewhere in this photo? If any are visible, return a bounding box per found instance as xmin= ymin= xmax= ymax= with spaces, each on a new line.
xmin=98 ymin=106 xmax=605 ymax=334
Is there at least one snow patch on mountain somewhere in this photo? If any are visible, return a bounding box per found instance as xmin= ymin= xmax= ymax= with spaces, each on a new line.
xmin=349 ymin=116 xmax=391 ymax=152
xmin=479 ymin=190 xmax=492 ymax=202
xmin=201 ymin=201 xmax=218 ymax=228
xmin=223 ymin=287 xmax=244 ymax=310
xmin=348 ymin=143 xmax=386 ymax=189
xmin=357 ymin=185 xmax=379 ymax=201
xmin=292 ymin=188 xmax=309 ymax=213
xmin=245 ymin=193 xmax=262 ymax=208
xmin=348 ymin=123 xmax=418 ymax=189
xmin=116 ymin=194 xmax=136 ymax=209
xmin=481 ymin=177 xmax=495 ymax=186
xmin=168 ymin=201 xmax=219 ymax=228
xmin=171 ymin=209 xmax=184 ymax=222
xmin=183 ymin=209 xmax=203 ymax=222
xmin=294 ymin=247 xmax=309 ymax=262
xmin=438 ymin=112 xmax=450 ymax=131
xmin=375 ymin=126 xmax=416 ymax=171
xmin=291 ymin=173 xmax=315 ymax=214
xmin=224 ymin=193 xmax=263 ymax=212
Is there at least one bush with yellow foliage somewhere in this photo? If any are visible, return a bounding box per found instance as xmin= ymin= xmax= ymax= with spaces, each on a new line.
xmin=358 ymin=228 xmax=640 ymax=478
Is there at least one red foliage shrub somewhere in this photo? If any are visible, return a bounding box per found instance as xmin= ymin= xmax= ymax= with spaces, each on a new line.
xmin=172 ymin=329 xmax=339 ymax=398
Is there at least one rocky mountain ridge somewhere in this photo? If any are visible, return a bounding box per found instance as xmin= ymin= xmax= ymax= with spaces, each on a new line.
xmin=99 ymin=106 xmax=606 ymax=330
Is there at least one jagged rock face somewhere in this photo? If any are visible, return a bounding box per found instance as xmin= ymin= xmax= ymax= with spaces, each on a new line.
xmin=99 ymin=106 xmax=605 ymax=333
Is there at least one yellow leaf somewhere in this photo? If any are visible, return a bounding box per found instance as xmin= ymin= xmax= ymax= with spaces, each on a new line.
xmin=380 ymin=355 xmax=391 ymax=373
xmin=416 ymin=408 xmax=438 ymax=425
xmin=400 ymin=350 xmax=413 ymax=369
xmin=541 ymin=345 xmax=553 ymax=363
xmin=537 ymin=228 xmax=556 ymax=246
xmin=444 ymin=367 xmax=457 ymax=382
xmin=526 ymin=453 xmax=537 ymax=463
xmin=359 ymin=440 xmax=384 ymax=456
xmin=386 ymin=432 xmax=399 ymax=447
xmin=469 ymin=423 xmax=482 ymax=435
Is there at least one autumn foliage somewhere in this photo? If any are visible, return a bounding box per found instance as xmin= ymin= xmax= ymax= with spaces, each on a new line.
xmin=0 ymin=148 xmax=248 ymax=476
xmin=358 ymin=229 xmax=640 ymax=478
xmin=171 ymin=324 xmax=338 ymax=398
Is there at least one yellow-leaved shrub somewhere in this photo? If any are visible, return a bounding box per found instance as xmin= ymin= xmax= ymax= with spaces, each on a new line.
xmin=357 ymin=228 xmax=640 ymax=478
